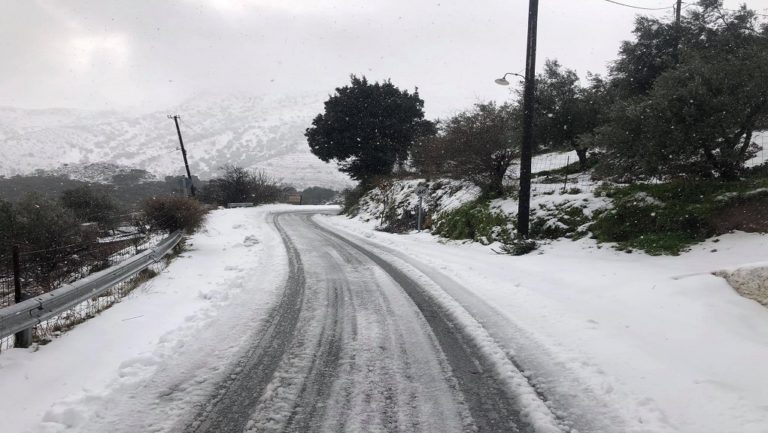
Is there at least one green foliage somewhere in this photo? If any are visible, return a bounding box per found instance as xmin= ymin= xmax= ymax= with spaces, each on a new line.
xmin=433 ymin=201 xmax=513 ymax=245
xmin=498 ymin=238 xmax=538 ymax=256
xmin=533 ymin=61 xmax=608 ymax=169
xmin=610 ymin=15 xmax=679 ymax=98
xmin=60 ymin=185 xmax=119 ymax=228
xmin=306 ymin=75 xmax=435 ymax=185
xmin=591 ymin=178 xmax=768 ymax=254
xmin=531 ymin=203 xmax=590 ymax=240
xmin=596 ymin=49 xmax=768 ymax=180
xmin=0 ymin=199 xmax=14 ymax=252
xmin=14 ymin=193 xmax=81 ymax=252
xmin=596 ymin=1 xmax=768 ymax=180
xmin=141 ymin=196 xmax=207 ymax=234
xmin=341 ymin=186 xmax=366 ymax=215
xmin=411 ymin=102 xmax=517 ymax=195
xmin=300 ymin=186 xmax=338 ymax=205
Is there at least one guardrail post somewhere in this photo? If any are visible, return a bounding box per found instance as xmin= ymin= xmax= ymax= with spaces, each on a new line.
xmin=12 ymin=245 xmax=32 ymax=348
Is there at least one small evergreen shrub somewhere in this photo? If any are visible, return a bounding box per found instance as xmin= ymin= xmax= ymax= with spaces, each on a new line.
xmin=433 ymin=201 xmax=513 ymax=245
xmin=141 ymin=196 xmax=207 ymax=234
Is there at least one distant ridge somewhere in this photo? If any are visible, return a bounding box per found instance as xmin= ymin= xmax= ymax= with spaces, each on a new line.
xmin=0 ymin=94 xmax=352 ymax=190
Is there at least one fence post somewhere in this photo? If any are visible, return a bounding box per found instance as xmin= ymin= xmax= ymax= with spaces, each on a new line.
xmin=562 ymin=155 xmax=570 ymax=193
xmin=12 ymin=245 xmax=32 ymax=348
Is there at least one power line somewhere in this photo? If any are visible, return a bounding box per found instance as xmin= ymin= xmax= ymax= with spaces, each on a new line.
xmin=602 ymin=0 xmax=674 ymax=11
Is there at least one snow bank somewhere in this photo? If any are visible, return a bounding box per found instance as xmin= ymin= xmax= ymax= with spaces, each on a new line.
xmin=716 ymin=265 xmax=768 ymax=307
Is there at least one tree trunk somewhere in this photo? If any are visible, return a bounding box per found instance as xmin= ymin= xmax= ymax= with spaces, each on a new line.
xmin=575 ymin=147 xmax=589 ymax=171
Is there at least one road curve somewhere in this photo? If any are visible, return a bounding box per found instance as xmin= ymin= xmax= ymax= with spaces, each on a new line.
xmin=188 ymin=210 xmax=532 ymax=433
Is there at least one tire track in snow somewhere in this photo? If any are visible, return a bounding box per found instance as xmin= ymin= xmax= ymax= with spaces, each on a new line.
xmin=190 ymin=210 xmax=543 ymax=433
xmin=260 ymin=213 xmax=472 ymax=433
xmin=185 ymin=213 xmax=306 ymax=433
xmin=309 ymin=217 xmax=534 ymax=433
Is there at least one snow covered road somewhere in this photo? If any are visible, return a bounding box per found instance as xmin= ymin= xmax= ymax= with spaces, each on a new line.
xmin=188 ymin=210 xmax=556 ymax=433
xmin=0 ymin=206 xmax=560 ymax=433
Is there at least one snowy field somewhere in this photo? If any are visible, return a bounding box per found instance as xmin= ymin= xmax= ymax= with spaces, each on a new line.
xmin=318 ymin=214 xmax=768 ymax=433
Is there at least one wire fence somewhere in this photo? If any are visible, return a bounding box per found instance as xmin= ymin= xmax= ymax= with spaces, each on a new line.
xmin=504 ymin=150 xmax=603 ymax=196
xmin=0 ymin=230 xmax=176 ymax=351
xmin=510 ymin=131 xmax=768 ymax=198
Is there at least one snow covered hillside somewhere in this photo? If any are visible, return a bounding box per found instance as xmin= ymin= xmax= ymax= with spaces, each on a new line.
xmin=0 ymin=95 xmax=352 ymax=190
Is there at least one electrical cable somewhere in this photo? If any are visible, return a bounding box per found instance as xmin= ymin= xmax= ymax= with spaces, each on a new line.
xmin=602 ymin=0 xmax=674 ymax=11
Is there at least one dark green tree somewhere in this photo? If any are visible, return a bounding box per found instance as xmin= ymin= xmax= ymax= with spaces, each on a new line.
xmin=0 ymin=199 xmax=14 ymax=263
xmin=300 ymin=187 xmax=338 ymax=205
xmin=306 ymin=75 xmax=435 ymax=186
xmin=596 ymin=0 xmax=768 ymax=180
xmin=533 ymin=60 xmax=609 ymax=169
xmin=598 ymin=50 xmax=768 ymax=180
xmin=609 ymin=16 xmax=679 ymax=98
xmin=60 ymin=185 xmax=119 ymax=228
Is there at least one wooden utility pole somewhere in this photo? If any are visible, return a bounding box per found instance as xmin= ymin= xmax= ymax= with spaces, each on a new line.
xmin=12 ymin=245 xmax=32 ymax=348
xmin=168 ymin=115 xmax=196 ymax=197
xmin=674 ymin=0 xmax=683 ymax=63
xmin=517 ymin=0 xmax=540 ymax=237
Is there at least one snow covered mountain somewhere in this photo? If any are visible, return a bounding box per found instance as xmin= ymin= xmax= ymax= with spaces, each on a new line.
xmin=0 ymin=94 xmax=352 ymax=190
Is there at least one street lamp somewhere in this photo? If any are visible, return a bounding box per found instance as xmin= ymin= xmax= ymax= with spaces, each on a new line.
xmin=494 ymin=72 xmax=524 ymax=86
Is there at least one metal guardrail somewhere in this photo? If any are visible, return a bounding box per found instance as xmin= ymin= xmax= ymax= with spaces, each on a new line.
xmin=0 ymin=230 xmax=183 ymax=341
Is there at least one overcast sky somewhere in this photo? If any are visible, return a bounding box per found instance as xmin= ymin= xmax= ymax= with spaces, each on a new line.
xmin=2 ymin=0 xmax=767 ymax=118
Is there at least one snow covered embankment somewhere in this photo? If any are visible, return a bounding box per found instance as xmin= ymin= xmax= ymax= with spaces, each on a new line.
xmin=0 ymin=206 xmax=298 ymax=433
xmin=352 ymin=178 xmax=481 ymax=231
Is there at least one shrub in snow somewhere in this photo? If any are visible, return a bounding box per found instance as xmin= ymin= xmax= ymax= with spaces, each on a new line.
xmin=141 ymin=196 xmax=207 ymax=234
xmin=353 ymin=178 xmax=481 ymax=233
xmin=497 ymin=238 xmax=538 ymax=256
xmin=433 ymin=201 xmax=513 ymax=245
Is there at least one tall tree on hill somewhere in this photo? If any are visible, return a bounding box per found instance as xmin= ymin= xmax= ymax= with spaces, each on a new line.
xmin=306 ymin=75 xmax=435 ymax=187
xmin=596 ymin=0 xmax=768 ymax=180
xmin=532 ymin=60 xmax=609 ymax=170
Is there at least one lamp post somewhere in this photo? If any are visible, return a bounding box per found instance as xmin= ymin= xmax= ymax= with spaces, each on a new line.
xmin=495 ymin=0 xmax=539 ymax=237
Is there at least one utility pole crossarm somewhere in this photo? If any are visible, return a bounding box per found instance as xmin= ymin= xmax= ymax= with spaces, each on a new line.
xmin=168 ymin=114 xmax=196 ymax=197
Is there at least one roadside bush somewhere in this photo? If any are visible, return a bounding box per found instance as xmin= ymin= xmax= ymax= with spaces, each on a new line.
xmin=341 ymin=186 xmax=366 ymax=215
xmin=12 ymin=193 xmax=84 ymax=290
xmin=61 ymin=185 xmax=119 ymax=228
xmin=141 ymin=196 xmax=207 ymax=234
xmin=301 ymin=186 xmax=338 ymax=205
xmin=591 ymin=178 xmax=768 ymax=254
xmin=498 ymin=238 xmax=538 ymax=256
xmin=433 ymin=201 xmax=513 ymax=245
xmin=530 ymin=203 xmax=590 ymax=240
